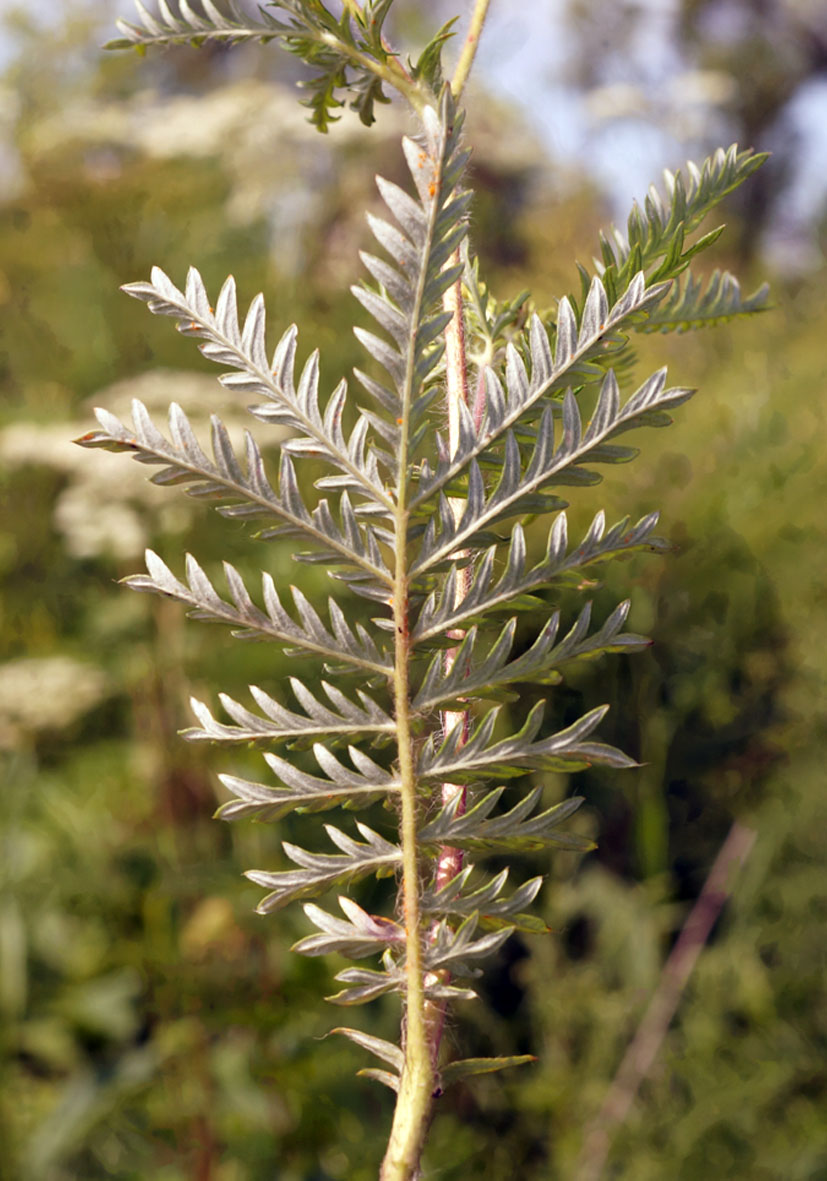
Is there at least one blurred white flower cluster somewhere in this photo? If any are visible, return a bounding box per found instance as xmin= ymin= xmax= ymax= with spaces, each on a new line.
xmin=26 ymin=80 xmax=407 ymax=276
xmin=0 ymin=656 xmax=110 ymax=748
xmin=0 ymin=369 xmax=275 ymax=560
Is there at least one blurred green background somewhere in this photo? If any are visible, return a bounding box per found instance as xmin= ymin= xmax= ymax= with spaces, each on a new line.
xmin=0 ymin=2 xmax=825 ymax=1178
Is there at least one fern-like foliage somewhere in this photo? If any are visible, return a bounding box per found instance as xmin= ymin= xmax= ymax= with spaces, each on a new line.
xmin=640 ymin=268 xmax=770 ymax=333
xmin=520 ymin=145 xmax=770 ymax=400
xmin=107 ymin=0 xmax=442 ymax=129
xmin=106 ymin=0 xmax=284 ymax=51
xmin=84 ymin=6 xmax=769 ymax=1173
xmin=578 ymin=144 xmax=770 ymax=309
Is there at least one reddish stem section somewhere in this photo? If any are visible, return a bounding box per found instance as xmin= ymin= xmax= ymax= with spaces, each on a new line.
xmin=423 ymin=255 xmax=473 ymax=1072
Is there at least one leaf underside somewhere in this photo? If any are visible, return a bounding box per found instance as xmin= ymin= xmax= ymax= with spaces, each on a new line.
xmin=77 ymin=47 xmax=768 ymax=1094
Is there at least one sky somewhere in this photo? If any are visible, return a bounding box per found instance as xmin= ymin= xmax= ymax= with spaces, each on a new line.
xmin=471 ymin=0 xmax=827 ymax=264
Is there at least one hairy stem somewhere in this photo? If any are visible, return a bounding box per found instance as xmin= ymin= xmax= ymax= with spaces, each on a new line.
xmin=381 ymin=559 xmax=435 ymax=1180
xmin=420 ymin=248 xmax=474 ymax=1071
xmin=382 ymin=214 xmax=477 ymax=1181
xmin=341 ymin=0 xmax=416 ymax=85
xmin=281 ymin=2 xmax=428 ymax=117
xmin=450 ymin=0 xmax=491 ymax=98
xmin=381 ymin=216 xmax=438 ymax=1177
xmin=384 ymin=6 xmax=490 ymax=1166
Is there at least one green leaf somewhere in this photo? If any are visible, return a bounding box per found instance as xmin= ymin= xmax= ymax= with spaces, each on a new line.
xmin=420 ymin=789 xmax=595 ymax=855
xmin=410 ymin=18 xmax=458 ymax=90
xmin=331 ymin=1026 xmax=403 ymax=1073
xmin=439 ymin=1055 xmax=537 ymax=1090
xmin=243 ymin=823 xmax=401 ymax=912
xmin=218 ymin=744 xmax=399 ymax=825
xmin=357 ymin=1068 xmax=399 ymax=1091
xmin=292 ymin=897 xmax=405 ymax=958
xmin=421 ymin=866 xmax=550 ymax=932
xmin=418 ymin=701 xmax=635 ymax=784
xmin=76 ymin=399 xmax=391 ymax=585
xmin=326 ymin=961 xmax=402 ymax=1006
xmin=411 ymin=366 xmax=693 ymax=578
xmin=412 ymin=599 xmax=649 ymax=712
xmin=117 ymin=267 xmax=394 ymax=512
xmin=184 ymin=679 xmax=394 ymax=747
xmin=578 ymin=145 xmax=769 ymax=302
xmin=272 ymin=0 xmax=398 ymax=132
xmin=125 ymin=551 xmax=391 ymax=673
xmin=106 ymin=1 xmax=420 ymax=132
xmin=639 ymin=270 xmax=771 ymax=334
xmin=413 ymin=508 xmax=667 ymax=641
xmin=105 ymin=0 xmax=283 ymax=52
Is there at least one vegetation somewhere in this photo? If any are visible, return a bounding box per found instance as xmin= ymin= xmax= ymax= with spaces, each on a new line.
xmin=1 ymin=2 xmax=824 ymax=1178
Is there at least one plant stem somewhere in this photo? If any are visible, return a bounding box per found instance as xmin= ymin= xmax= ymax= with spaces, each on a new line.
xmin=298 ymin=6 xmax=427 ymax=116
xmin=382 ymin=240 xmax=476 ymax=1181
xmin=420 ymin=249 xmax=474 ymax=1071
xmin=440 ymin=255 xmax=473 ymax=845
xmin=450 ymin=0 xmax=491 ymax=98
xmin=341 ymin=0 xmax=416 ymax=85
xmin=443 ymin=262 xmax=472 ymax=443
xmin=381 ymin=223 xmax=438 ymax=1178
xmin=381 ymin=567 xmax=436 ymax=1179
xmin=383 ymin=10 xmax=490 ymax=1165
